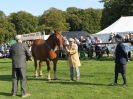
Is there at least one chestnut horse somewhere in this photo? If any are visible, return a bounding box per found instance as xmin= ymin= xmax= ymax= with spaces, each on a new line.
xmin=31 ymin=32 xmax=64 ymax=80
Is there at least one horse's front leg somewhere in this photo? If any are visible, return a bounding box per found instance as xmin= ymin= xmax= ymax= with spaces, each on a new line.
xmin=39 ymin=61 xmax=43 ymax=77
xmin=53 ymin=60 xmax=58 ymax=80
xmin=46 ymin=60 xmax=51 ymax=80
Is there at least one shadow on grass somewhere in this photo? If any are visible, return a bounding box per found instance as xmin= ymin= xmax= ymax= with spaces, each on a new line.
xmin=0 ymin=92 xmax=23 ymax=97
xmin=47 ymin=80 xmax=108 ymax=86
xmin=0 ymin=61 xmax=11 ymax=63
xmin=0 ymin=75 xmax=49 ymax=82
xmin=27 ymin=76 xmax=111 ymax=87
xmin=80 ymin=74 xmax=94 ymax=77
xmin=27 ymin=76 xmax=48 ymax=81
xmin=0 ymin=92 xmax=11 ymax=96
xmin=0 ymin=75 xmax=11 ymax=81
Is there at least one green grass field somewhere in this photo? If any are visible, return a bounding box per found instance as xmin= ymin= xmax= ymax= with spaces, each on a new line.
xmin=0 ymin=58 xmax=133 ymax=99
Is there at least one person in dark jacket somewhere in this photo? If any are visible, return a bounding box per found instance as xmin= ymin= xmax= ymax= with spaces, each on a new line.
xmin=113 ymin=34 xmax=128 ymax=86
xmin=9 ymin=35 xmax=32 ymax=97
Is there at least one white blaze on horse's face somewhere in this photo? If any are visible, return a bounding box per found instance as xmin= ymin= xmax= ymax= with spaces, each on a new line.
xmin=53 ymin=46 xmax=58 ymax=51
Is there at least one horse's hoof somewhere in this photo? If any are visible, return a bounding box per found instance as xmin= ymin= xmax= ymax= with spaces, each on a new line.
xmin=48 ymin=79 xmax=51 ymax=81
xmin=53 ymin=78 xmax=58 ymax=80
xmin=34 ymin=75 xmax=39 ymax=78
xmin=39 ymin=75 xmax=43 ymax=78
xmin=35 ymin=76 xmax=38 ymax=79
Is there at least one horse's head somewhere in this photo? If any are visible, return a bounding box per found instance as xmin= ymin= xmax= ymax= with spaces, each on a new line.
xmin=54 ymin=32 xmax=64 ymax=50
xmin=46 ymin=32 xmax=64 ymax=50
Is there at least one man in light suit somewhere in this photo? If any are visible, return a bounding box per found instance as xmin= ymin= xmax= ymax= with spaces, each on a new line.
xmin=9 ymin=35 xmax=32 ymax=97
xmin=113 ymin=34 xmax=128 ymax=86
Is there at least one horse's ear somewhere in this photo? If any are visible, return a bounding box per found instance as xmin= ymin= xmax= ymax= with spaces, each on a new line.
xmin=54 ymin=29 xmax=62 ymax=34
xmin=58 ymin=31 xmax=62 ymax=34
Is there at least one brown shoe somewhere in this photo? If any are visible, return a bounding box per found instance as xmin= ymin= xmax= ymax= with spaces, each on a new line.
xmin=76 ymin=77 xmax=80 ymax=81
xmin=22 ymin=93 xmax=31 ymax=98
xmin=12 ymin=94 xmax=16 ymax=96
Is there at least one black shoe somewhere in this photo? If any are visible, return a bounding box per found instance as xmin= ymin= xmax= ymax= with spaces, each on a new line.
xmin=112 ymin=83 xmax=118 ymax=86
xmin=70 ymin=79 xmax=74 ymax=81
xmin=122 ymin=83 xmax=127 ymax=86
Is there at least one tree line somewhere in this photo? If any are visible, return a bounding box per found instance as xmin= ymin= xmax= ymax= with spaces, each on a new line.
xmin=0 ymin=0 xmax=133 ymax=42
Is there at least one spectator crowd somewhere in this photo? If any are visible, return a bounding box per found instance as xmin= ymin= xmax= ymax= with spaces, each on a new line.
xmin=1 ymin=32 xmax=133 ymax=60
xmin=0 ymin=42 xmax=10 ymax=58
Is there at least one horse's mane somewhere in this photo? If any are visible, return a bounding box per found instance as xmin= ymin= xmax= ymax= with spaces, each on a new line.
xmin=46 ymin=32 xmax=61 ymax=41
xmin=46 ymin=33 xmax=55 ymax=41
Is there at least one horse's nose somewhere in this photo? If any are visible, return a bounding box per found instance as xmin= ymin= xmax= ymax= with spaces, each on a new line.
xmin=60 ymin=46 xmax=64 ymax=51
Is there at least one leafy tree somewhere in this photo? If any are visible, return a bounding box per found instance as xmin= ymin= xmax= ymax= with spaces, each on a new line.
xmin=101 ymin=0 xmax=133 ymax=29
xmin=66 ymin=7 xmax=102 ymax=34
xmin=9 ymin=11 xmax=38 ymax=34
xmin=39 ymin=8 xmax=69 ymax=32
xmin=66 ymin=7 xmax=80 ymax=15
xmin=0 ymin=11 xmax=6 ymax=20
xmin=0 ymin=11 xmax=16 ymax=42
xmin=81 ymin=8 xmax=102 ymax=33
xmin=66 ymin=7 xmax=82 ymax=31
xmin=66 ymin=14 xmax=82 ymax=31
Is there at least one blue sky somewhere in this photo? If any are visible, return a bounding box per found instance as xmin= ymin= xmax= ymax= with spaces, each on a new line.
xmin=0 ymin=0 xmax=104 ymax=16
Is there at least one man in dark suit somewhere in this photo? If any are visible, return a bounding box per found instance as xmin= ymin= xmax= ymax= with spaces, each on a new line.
xmin=113 ymin=34 xmax=128 ymax=86
xmin=9 ymin=35 xmax=32 ymax=97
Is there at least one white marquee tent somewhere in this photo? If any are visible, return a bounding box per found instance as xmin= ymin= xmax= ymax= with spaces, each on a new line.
xmin=92 ymin=16 xmax=133 ymax=43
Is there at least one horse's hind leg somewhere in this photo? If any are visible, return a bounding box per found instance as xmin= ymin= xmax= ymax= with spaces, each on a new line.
xmin=46 ymin=60 xmax=51 ymax=80
xmin=34 ymin=59 xmax=38 ymax=78
xmin=39 ymin=61 xmax=43 ymax=77
xmin=53 ymin=60 xmax=58 ymax=80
